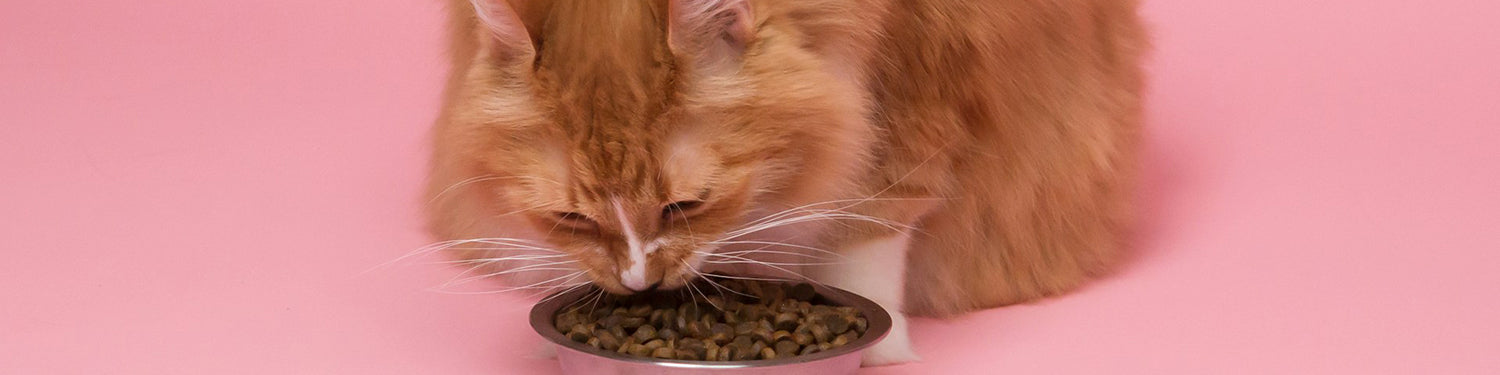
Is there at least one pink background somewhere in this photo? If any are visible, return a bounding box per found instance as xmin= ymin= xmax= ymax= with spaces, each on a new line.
xmin=3 ymin=0 xmax=1497 ymax=373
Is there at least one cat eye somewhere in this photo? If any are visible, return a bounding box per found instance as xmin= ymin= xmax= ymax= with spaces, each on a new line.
xmin=662 ymin=200 xmax=706 ymax=221
xmin=552 ymin=211 xmax=597 ymax=229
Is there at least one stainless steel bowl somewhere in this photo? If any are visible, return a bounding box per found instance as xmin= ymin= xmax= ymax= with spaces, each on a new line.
xmin=530 ymin=283 xmax=892 ymax=375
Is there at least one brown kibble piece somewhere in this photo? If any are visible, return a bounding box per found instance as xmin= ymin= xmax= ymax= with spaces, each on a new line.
xmin=678 ymin=338 xmax=707 ymax=358
xmin=651 ymin=347 xmax=676 ymax=360
xmin=597 ymin=315 xmax=622 ymax=329
xmin=751 ymin=329 xmax=774 ymax=344
xmin=555 ymin=311 xmax=582 ymax=332
xmin=680 ymin=302 xmax=701 ymax=321
xmin=658 ymin=328 xmax=680 ymax=342
xmin=759 ymin=347 xmax=777 ymax=360
xmin=684 ymin=321 xmax=707 ymax=338
xmin=809 ymin=324 xmax=832 ymax=343
xmin=774 ymin=340 xmax=800 ymax=357
xmin=619 ymin=317 xmax=646 ymax=329
xmin=791 ymin=331 xmax=813 ymax=346
xmin=629 ymin=304 xmax=652 ymax=317
xmin=708 ymin=323 xmax=733 ymax=344
xmin=770 ymin=330 xmax=791 ymax=343
xmin=662 ymin=309 xmax=678 ymax=326
xmin=589 ymin=307 xmax=610 ymax=321
xmin=633 ymin=324 xmax=657 ymax=342
xmin=595 ymin=329 xmax=622 ymax=351
xmin=734 ymin=321 xmax=756 ymax=335
xmin=717 ymin=344 xmax=735 ymax=361
xmin=731 ymin=335 xmax=753 ymax=349
xmin=773 ymin=312 xmax=799 ymax=331
xmin=777 ymin=299 xmax=800 ymax=313
xmin=835 ymin=331 xmax=859 ymax=347
xmin=822 ymin=314 xmax=850 ymax=334
xmin=674 ymin=348 xmax=700 ymax=360
xmin=799 ymin=345 xmax=821 ymax=356
xmin=830 ymin=333 xmax=849 ymax=347
xmin=731 ymin=345 xmax=756 ymax=361
xmin=617 ymin=337 xmax=638 ymax=354
xmin=760 ymin=284 xmax=784 ymax=302
xmin=788 ymin=283 xmax=816 ymax=301
xmin=629 ymin=344 xmax=653 ymax=357
xmin=566 ymin=326 xmax=591 ymax=343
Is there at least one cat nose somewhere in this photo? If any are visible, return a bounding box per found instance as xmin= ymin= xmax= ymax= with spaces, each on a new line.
xmin=624 ymin=280 xmax=662 ymax=293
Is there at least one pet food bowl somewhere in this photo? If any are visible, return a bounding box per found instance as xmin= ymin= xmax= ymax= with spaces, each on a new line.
xmin=530 ymin=282 xmax=892 ymax=375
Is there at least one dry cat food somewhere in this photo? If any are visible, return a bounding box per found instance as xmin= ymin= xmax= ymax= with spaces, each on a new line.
xmin=553 ymin=279 xmax=867 ymax=361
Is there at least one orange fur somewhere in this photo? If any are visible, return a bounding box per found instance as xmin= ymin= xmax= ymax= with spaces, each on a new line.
xmin=427 ymin=0 xmax=1146 ymax=317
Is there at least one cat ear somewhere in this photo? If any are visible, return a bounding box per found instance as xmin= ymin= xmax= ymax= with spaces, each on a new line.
xmin=469 ymin=0 xmax=534 ymax=62
xmin=667 ymin=0 xmax=755 ymax=64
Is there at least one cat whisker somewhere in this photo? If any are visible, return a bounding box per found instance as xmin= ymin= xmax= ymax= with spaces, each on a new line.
xmin=697 ymin=251 xmax=840 ymax=267
xmin=706 ymin=242 xmax=844 ymax=260
xmin=699 ymin=273 xmax=797 ymax=283
xmin=428 ymin=175 xmax=565 ymax=204
xmin=700 ymin=259 xmax=841 ymax=267
xmin=727 ymin=209 xmax=894 ymax=235
xmin=435 ymin=253 xmax=572 ymax=265
xmin=427 ymin=174 xmax=501 ymax=204
xmin=691 ymin=252 xmax=828 ymax=289
xmin=361 ymin=236 xmax=565 ymax=275
xmin=681 ymin=259 xmax=752 ymax=301
xmin=490 ymin=199 xmax=565 ymax=221
xmin=717 ymin=210 xmax=912 ymax=243
xmin=741 ymin=197 xmax=944 ymax=229
xmin=679 ymin=259 xmax=734 ymax=309
xmin=563 ymin=286 xmax=605 ymax=313
xmin=378 ymin=237 xmax=561 ymax=270
xmin=443 ymin=260 xmax=581 ymax=287
xmin=533 ymin=272 xmax=592 ymax=304
xmin=429 ymin=282 xmax=591 ymax=296
xmin=585 ymin=285 xmax=608 ymax=316
xmin=450 ymin=239 xmax=563 ymax=253
xmin=431 ymin=271 xmax=588 ymax=295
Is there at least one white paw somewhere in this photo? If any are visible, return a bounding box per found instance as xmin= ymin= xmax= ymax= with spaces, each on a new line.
xmin=862 ymin=335 xmax=920 ymax=367
xmin=861 ymin=313 xmax=919 ymax=367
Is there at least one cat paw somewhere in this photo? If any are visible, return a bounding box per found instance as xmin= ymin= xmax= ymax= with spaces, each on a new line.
xmin=861 ymin=336 xmax=921 ymax=367
xmin=861 ymin=313 xmax=919 ymax=367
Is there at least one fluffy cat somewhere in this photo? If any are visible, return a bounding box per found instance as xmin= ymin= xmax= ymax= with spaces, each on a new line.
xmin=425 ymin=0 xmax=1146 ymax=366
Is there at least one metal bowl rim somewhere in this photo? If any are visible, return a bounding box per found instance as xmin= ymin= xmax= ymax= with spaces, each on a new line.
xmin=529 ymin=282 xmax=892 ymax=368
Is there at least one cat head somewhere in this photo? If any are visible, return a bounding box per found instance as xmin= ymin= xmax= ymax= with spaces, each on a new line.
xmin=435 ymin=0 xmax=875 ymax=294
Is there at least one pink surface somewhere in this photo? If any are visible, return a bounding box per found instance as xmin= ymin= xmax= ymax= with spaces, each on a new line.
xmin=2 ymin=0 xmax=1497 ymax=373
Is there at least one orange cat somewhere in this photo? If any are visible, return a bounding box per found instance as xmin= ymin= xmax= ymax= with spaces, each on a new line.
xmin=426 ymin=0 xmax=1145 ymax=365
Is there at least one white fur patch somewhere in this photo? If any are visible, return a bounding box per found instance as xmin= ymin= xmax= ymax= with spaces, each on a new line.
xmin=814 ymin=231 xmax=921 ymax=366
xmin=613 ymin=199 xmax=652 ymax=291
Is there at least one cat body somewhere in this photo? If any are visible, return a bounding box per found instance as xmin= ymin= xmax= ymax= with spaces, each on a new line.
xmin=426 ymin=0 xmax=1146 ymax=365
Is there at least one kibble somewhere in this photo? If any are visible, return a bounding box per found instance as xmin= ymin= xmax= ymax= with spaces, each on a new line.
xmin=552 ymin=279 xmax=865 ymax=361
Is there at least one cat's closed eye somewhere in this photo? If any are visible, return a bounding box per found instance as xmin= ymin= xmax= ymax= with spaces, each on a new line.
xmin=662 ymin=200 xmax=706 ymax=221
xmin=552 ymin=211 xmax=598 ymax=230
